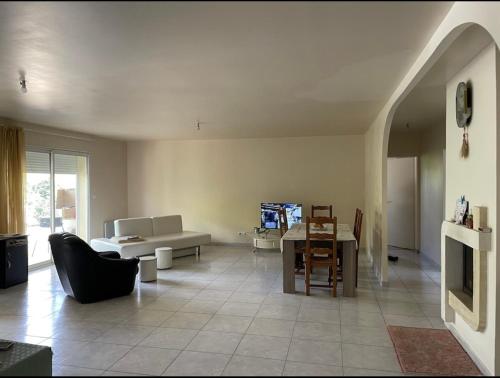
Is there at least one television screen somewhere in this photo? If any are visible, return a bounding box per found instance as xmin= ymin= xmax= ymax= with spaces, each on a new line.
xmin=261 ymin=203 xmax=302 ymax=229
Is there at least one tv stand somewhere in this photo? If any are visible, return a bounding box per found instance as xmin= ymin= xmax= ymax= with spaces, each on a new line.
xmin=253 ymin=233 xmax=280 ymax=252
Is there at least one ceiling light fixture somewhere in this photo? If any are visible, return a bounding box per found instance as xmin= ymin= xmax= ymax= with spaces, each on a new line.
xmin=19 ymin=70 xmax=27 ymax=93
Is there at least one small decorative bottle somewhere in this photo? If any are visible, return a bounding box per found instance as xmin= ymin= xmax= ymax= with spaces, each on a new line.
xmin=466 ymin=214 xmax=474 ymax=229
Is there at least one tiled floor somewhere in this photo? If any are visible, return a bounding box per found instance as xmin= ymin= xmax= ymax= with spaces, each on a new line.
xmin=0 ymin=245 xmax=442 ymax=376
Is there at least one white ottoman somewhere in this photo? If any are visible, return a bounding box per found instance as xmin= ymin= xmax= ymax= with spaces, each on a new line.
xmin=156 ymin=247 xmax=173 ymax=269
xmin=139 ymin=256 xmax=157 ymax=282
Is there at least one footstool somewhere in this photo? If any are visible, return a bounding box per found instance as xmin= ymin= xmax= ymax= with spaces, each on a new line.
xmin=155 ymin=247 xmax=173 ymax=270
xmin=139 ymin=256 xmax=157 ymax=282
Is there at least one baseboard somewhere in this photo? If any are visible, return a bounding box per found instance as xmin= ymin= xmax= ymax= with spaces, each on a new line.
xmin=446 ymin=322 xmax=492 ymax=376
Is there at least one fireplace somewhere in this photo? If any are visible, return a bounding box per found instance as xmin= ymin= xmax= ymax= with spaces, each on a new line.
xmin=442 ymin=220 xmax=490 ymax=331
xmin=463 ymin=244 xmax=473 ymax=297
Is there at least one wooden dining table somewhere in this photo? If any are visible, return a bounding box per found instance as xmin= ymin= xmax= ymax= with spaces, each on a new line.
xmin=280 ymin=222 xmax=358 ymax=297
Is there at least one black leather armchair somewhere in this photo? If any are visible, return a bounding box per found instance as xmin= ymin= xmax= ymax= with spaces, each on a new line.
xmin=49 ymin=232 xmax=139 ymax=304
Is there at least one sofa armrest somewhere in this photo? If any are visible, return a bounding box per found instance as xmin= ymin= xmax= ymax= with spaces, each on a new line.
xmin=98 ymin=251 xmax=121 ymax=259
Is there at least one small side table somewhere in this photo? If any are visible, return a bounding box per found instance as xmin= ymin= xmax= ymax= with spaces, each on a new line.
xmin=155 ymin=247 xmax=173 ymax=269
xmin=139 ymin=256 xmax=157 ymax=282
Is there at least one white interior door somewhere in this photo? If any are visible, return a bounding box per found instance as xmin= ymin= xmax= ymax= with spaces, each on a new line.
xmin=388 ymin=157 xmax=416 ymax=249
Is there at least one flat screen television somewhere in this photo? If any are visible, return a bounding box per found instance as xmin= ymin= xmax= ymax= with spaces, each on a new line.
xmin=261 ymin=203 xmax=302 ymax=229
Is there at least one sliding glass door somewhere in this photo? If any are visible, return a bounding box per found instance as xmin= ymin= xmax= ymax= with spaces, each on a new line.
xmin=25 ymin=150 xmax=89 ymax=267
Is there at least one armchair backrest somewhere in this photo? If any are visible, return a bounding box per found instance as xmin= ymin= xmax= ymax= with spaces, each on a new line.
xmin=49 ymin=233 xmax=106 ymax=296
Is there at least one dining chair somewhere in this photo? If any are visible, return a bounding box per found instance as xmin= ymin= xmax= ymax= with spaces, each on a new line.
xmin=304 ymin=216 xmax=338 ymax=297
xmin=311 ymin=205 xmax=333 ymax=218
xmin=354 ymin=209 xmax=363 ymax=287
xmin=277 ymin=207 xmax=288 ymax=238
xmin=279 ymin=207 xmax=306 ymax=274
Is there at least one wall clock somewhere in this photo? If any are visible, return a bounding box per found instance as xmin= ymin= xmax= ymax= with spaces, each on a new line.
xmin=456 ymin=81 xmax=472 ymax=128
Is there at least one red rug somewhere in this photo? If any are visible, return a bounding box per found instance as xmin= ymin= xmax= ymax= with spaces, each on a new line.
xmin=387 ymin=326 xmax=482 ymax=376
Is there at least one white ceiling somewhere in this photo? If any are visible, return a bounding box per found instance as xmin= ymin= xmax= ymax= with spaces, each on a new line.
xmin=0 ymin=1 xmax=453 ymax=140
xmin=391 ymin=24 xmax=493 ymax=131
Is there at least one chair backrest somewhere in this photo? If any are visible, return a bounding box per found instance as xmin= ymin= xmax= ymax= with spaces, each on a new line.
xmin=311 ymin=205 xmax=333 ymax=218
xmin=355 ymin=209 xmax=363 ymax=251
xmin=278 ymin=207 xmax=288 ymax=237
xmin=353 ymin=208 xmax=360 ymax=236
xmin=305 ymin=216 xmax=337 ymax=255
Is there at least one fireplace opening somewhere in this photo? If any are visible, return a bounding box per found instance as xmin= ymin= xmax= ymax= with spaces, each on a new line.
xmin=463 ymin=245 xmax=474 ymax=297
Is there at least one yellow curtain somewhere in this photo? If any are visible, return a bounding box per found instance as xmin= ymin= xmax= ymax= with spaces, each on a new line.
xmin=0 ymin=126 xmax=26 ymax=234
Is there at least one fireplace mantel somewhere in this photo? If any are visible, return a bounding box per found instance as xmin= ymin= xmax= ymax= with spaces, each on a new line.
xmin=442 ymin=220 xmax=491 ymax=331
xmin=442 ymin=221 xmax=491 ymax=251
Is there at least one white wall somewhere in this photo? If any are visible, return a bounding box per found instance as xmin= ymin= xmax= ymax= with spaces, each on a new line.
xmin=363 ymin=2 xmax=500 ymax=373
xmin=127 ymin=135 xmax=365 ymax=244
xmin=1 ymin=118 xmax=129 ymax=240
xmin=419 ymin=125 xmax=445 ymax=266
xmin=444 ymin=43 xmax=498 ymax=373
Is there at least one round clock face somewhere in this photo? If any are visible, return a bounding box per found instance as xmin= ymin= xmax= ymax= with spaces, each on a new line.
xmin=456 ymin=82 xmax=472 ymax=128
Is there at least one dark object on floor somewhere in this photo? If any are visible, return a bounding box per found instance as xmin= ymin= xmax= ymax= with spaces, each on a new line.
xmin=48 ymin=232 xmax=139 ymax=303
xmin=0 ymin=234 xmax=28 ymax=289
xmin=388 ymin=255 xmax=399 ymax=262
xmin=0 ymin=339 xmax=52 ymax=376
xmin=387 ymin=325 xmax=481 ymax=376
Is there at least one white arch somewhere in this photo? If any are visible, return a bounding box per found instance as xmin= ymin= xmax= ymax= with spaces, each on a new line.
xmin=365 ymin=1 xmax=500 ymax=284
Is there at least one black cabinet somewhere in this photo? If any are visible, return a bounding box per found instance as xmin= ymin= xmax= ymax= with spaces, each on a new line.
xmin=0 ymin=234 xmax=28 ymax=289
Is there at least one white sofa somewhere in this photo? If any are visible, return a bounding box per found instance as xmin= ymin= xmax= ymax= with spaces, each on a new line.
xmin=90 ymin=215 xmax=211 ymax=259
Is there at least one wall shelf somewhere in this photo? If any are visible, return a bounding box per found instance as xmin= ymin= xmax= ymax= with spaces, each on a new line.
xmin=442 ymin=221 xmax=491 ymax=252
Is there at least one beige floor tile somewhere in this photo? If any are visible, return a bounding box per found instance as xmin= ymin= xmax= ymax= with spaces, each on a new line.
xmin=59 ymin=341 xmax=131 ymax=370
xmin=297 ymin=307 xmax=340 ymax=324
xmin=160 ymin=312 xmax=212 ymax=329
xmin=247 ymin=318 xmax=295 ymax=338
xmin=222 ymin=355 xmax=285 ymax=376
xmin=235 ymin=334 xmax=290 ymax=360
xmin=341 ymin=325 xmax=392 ymax=347
xmin=283 ymin=361 xmax=343 ymax=376
xmin=428 ymin=316 xmax=447 ymax=329
xmin=203 ymin=315 xmax=253 ymax=333
xmin=161 ymin=288 xmax=202 ymax=299
xmin=144 ymin=298 xmax=190 ymax=312
xmin=340 ymin=301 xmax=381 ymax=313
xmin=217 ymin=302 xmax=261 ymax=317
xmin=419 ymin=303 xmax=440 ymax=317
xmin=52 ymin=365 xmax=104 ymax=376
xmin=287 ymin=339 xmax=341 ymax=366
xmin=139 ymin=327 xmax=198 ymax=349
xmin=343 ymin=367 xmax=404 ymax=376
xmin=340 ymin=310 xmax=386 ymax=328
xmin=110 ymin=346 xmax=180 ymax=375
xmin=384 ymin=314 xmax=433 ymax=328
xmin=256 ymin=304 xmax=299 ymax=321
xmin=186 ymin=330 xmax=243 ymax=354
xmin=163 ymin=350 xmax=231 ymax=376
xmin=194 ymin=289 xmax=233 ymax=301
xmin=379 ymin=300 xmax=426 ymax=317
xmin=228 ymin=292 xmax=267 ymax=304
xmin=123 ymin=309 xmax=175 ymax=326
xmin=292 ymin=321 xmax=341 ymax=342
xmin=94 ymin=325 xmax=155 ymax=345
xmin=180 ymin=299 xmax=225 ymax=314
xmin=342 ymin=343 xmax=401 ymax=372
xmin=102 ymin=370 xmax=147 ymax=376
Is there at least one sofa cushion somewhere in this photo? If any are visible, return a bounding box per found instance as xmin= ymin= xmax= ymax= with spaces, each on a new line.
xmin=115 ymin=217 xmax=153 ymax=237
xmin=152 ymin=215 xmax=183 ymax=235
